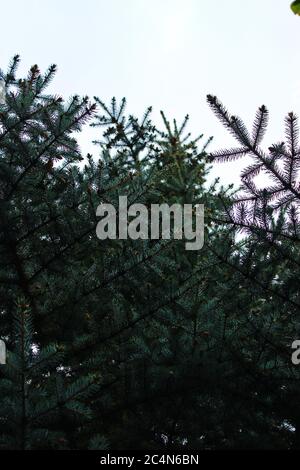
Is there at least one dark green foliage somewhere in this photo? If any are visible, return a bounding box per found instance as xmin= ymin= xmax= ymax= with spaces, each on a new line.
xmin=1 ymin=301 xmax=102 ymax=449
xmin=207 ymin=94 xmax=300 ymax=449
xmin=1 ymin=56 xmax=300 ymax=450
xmin=291 ymin=0 xmax=300 ymax=15
xmin=0 ymin=58 xmax=227 ymax=449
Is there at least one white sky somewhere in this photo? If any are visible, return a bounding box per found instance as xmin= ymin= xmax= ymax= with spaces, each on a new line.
xmin=0 ymin=0 xmax=299 ymax=187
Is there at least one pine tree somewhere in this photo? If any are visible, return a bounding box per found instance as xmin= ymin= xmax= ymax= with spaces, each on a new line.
xmin=1 ymin=55 xmax=279 ymax=450
xmin=207 ymin=94 xmax=300 ymax=449
xmin=0 ymin=56 xmax=113 ymax=449
xmin=0 ymin=300 xmax=105 ymax=450
xmin=87 ymin=98 xmax=238 ymax=449
xmin=1 ymin=58 xmax=226 ymax=449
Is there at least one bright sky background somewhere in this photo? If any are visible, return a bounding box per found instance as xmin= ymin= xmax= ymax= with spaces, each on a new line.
xmin=0 ymin=0 xmax=299 ymax=187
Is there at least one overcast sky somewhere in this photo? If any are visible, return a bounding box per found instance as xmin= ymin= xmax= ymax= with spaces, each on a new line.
xmin=1 ymin=0 xmax=299 ymax=186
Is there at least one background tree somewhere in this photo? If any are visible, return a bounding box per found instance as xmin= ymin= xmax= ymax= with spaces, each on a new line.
xmin=82 ymin=97 xmax=229 ymax=449
xmin=0 ymin=56 xmax=112 ymax=449
xmin=291 ymin=1 xmax=300 ymax=15
xmin=0 ymin=57 xmax=229 ymax=449
xmin=206 ymin=94 xmax=300 ymax=449
xmin=3 ymin=54 xmax=299 ymax=450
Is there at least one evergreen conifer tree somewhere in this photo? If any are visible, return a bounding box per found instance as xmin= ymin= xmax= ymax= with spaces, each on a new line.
xmin=207 ymin=94 xmax=300 ymax=449
xmin=0 ymin=57 xmax=226 ymax=449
